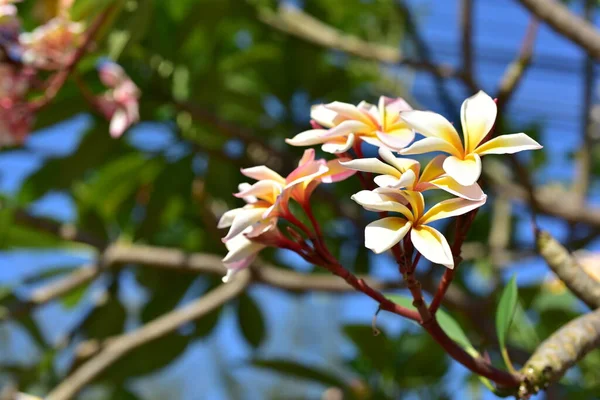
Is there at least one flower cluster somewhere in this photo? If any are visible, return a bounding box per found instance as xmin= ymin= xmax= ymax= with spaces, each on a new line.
xmin=0 ymin=3 xmax=141 ymax=147
xmin=219 ymin=90 xmax=542 ymax=280
xmin=96 ymin=60 xmax=141 ymax=138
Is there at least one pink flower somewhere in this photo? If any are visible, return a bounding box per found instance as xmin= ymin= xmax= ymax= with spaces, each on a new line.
xmin=286 ymin=96 xmax=415 ymax=154
xmin=96 ymin=61 xmax=140 ymax=138
xmin=218 ymin=149 xmax=355 ymax=281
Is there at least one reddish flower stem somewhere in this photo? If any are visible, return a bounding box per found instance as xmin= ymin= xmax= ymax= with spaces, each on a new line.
xmin=429 ymin=211 xmax=477 ymax=314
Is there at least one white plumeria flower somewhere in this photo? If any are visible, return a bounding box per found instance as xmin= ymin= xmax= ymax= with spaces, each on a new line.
xmin=352 ymin=189 xmax=486 ymax=268
xmin=221 ymin=227 xmax=266 ymax=283
xmin=286 ymin=96 xmax=415 ymax=154
xmin=341 ymin=147 xmax=485 ymax=201
xmin=399 ymin=91 xmax=542 ymax=186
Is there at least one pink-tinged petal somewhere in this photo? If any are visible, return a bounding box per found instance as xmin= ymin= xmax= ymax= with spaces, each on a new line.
xmin=235 ymin=180 xmax=282 ymax=203
xmin=358 ymin=100 xmax=380 ymax=125
xmin=393 ymin=169 xmax=417 ymax=189
xmin=286 ymin=162 xmax=328 ymax=187
xmin=245 ymin=218 xmax=277 ymax=238
xmin=474 ymin=133 xmax=543 ymax=155
xmin=378 ymin=148 xmax=419 ymax=173
xmin=321 ymin=120 xmax=372 ymax=139
xmin=374 ymin=187 xmax=410 ymax=205
xmin=383 ymin=97 xmax=413 ymax=115
xmin=321 ymin=158 xmax=357 ymax=183
xmin=241 ymin=166 xmax=285 ymax=183
xmin=321 ymin=133 xmax=355 ymax=154
xmin=365 ymin=217 xmax=412 ymax=254
xmin=361 ymin=135 xmax=383 ymax=148
xmin=400 ymin=137 xmax=461 ymax=157
xmin=351 ymin=190 xmax=414 ymax=220
xmin=237 ymin=182 xmax=257 ymax=203
xmin=400 ymin=110 xmax=464 ymax=153
xmin=411 ymin=225 xmax=454 ymax=269
xmin=461 ymin=90 xmax=497 ymax=153
xmin=218 ymin=208 xmax=243 ymax=229
xmin=442 ymin=153 xmax=482 ymax=186
xmin=420 ymin=195 xmax=487 ymax=225
xmin=286 ymin=129 xmax=329 ymax=146
xmin=340 ymin=157 xmax=399 ymax=176
xmin=223 ymin=207 xmax=267 ymax=241
xmin=310 ymin=104 xmax=339 ymax=128
xmin=222 ymin=234 xmax=265 ymax=279
xmin=429 ymin=176 xmax=486 ymax=201
xmin=419 ymin=155 xmax=447 ymax=183
xmin=374 ymin=174 xmax=402 ymax=188
xmin=109 ymin=109 xmax=128 ymax=138
xmin=325 ymin=101 xmax=374 ymax=126
xmin=375 ymin=128 xmax=415 ymax=151
xmin=297 ymin=148 xmax=316 ymax=167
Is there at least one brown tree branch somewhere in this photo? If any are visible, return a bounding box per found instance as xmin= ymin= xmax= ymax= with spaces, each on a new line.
xmin=516 ymin=0 xmax=600 ymax=60
xmin=536 ymin=230 xmax=600 ymax=309
xmin=45 ymin=269 xmax=252 ymax=400
xmin=259 ymin=5 xmax=463 ymax=80
xmin=520 ymin=307 xmax=600 ymax=398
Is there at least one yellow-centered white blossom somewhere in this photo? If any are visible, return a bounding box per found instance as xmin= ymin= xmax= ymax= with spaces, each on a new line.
xmin=286 ymin=96 xmax=415 ymax=154
xmin=352 ymin=189 xmax=486 ymax=268
xmin=399 ymin=91 xmax=542 ymax=186
xmin=341 ymin=147 xmax=485 ymax=201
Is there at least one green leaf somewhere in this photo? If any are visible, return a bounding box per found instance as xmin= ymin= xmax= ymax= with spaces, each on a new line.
xmin=495 ymin=276 xmax=519 ymax=351
xmin=237 ymin=293 xmax=266 ymax=348
xmin=252 ymin=359 xmax=346 ymax=388
xmin=22 ymin=266 xmax=79 ymax=284
xmin=387 ymin=294 xmax=479 ymax=356
xmin=61 ymin=282 xmax=91 ymax=309
xmin=496 ymin=275 xmax=519 ymax=372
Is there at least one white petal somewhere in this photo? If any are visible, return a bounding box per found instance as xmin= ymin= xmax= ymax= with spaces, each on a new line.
xmin=378 ymin=147 xmax=420 ymax=173
xmin=237 ymin=182 xmax=257 ymax=203
xmin=325 ymin=101 xmax=374 ymax=126
xmin=442 ymin=154 xmax=482 ymax=186
xmin=218 ymin=208 xmax=243 ymax=229
xmin=375 ymin=129 xmax=415 ymax=151
xmin=286 ymin=129 xmax=329 ymax=146
xmin=321 ymin=120 xmax=372 ymax=139
xmin=223 ymin=232 xmax=265 ymax=264
xmin=340 ymin=157 xmax=398 ymax=176
xmin=109 ymin=109 xmax=128 ymax=138
xmin=374 ymin=174 xmax=401 ymax=188
xmin=461 ymin=91 xmax=497 ymax=153
xmin=365 ymin=217 xmax=412 ymax=254
xmin=400 ymin=137 xmax=461 ymax=157
xmin=351 ymin=190 xmax=413 ymax=220
xmin=429 ymin=176 xmax=486 ymax=201
xmin=311 ymin=104 xmax=339 ymax=128
xmin=411 ymin=226 xmax=454 ymax=268
xmin=420 ymin=196 xmax=487 ymax=225
xmin=223 ymin=207 xmax=266 ymax=241
xmin=474 ymin=133 xmax=543 ymax=155
xmin=241 ymin=166 xmax=285 ymax=183
xmin=321 ymin=133 xmax=355 ymax=154
xmin=235 ymin=180 xmax=282 ymax=202
xmin=400 ymin=110 xmax=463 ymax=153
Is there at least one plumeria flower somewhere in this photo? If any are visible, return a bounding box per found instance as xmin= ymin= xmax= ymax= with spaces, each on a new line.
xmin=0 ymin=0 xmax=19 ymax=18
xmin=341 ymin=147 xmax=484 ymax=201
xmin=221 ymin=226 xmax=267 ymax=283
xmin=20 ymin=17 xmax=84 ymax=69
xmin=96 ymin=60 xmax=140 ymax=138
xmin=286 ymin=96 xmax=415 ymax=154
xmin=399 ymin=91 xmax=542 ymax=186
xmin=219 ymin=149 xmax=354 ymax=281
xmin=352 ymin=189 xmax=486 ymax=268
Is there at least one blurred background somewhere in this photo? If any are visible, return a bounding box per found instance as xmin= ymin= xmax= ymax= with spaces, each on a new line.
xmin=1 ymin=0 xmax=600 ymax=399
